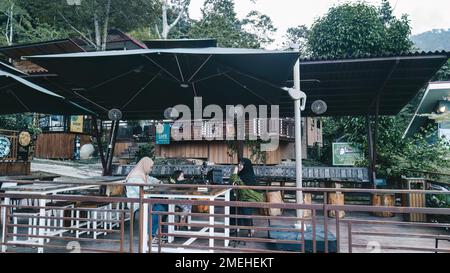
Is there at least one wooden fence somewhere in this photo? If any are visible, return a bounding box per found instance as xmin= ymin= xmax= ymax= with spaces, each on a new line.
xmin=34 ymin=132 xmax=91 ymax=160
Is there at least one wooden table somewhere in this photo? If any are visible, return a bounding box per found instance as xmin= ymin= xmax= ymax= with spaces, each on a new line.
xmin=1 ymin=176 xmax=124 ymax=253
xmin=0 ymin=171 xmax=61 ymax=181
xmin=142 ymin=187 xmax=231 ymax=253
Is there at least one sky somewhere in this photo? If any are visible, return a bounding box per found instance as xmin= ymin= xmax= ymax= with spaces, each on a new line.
xmin=189 ymin=0 xmax=450 ymax=48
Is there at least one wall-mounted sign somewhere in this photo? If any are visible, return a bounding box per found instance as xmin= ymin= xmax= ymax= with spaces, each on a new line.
xmin=19 ymin=131 xmax=31 ymax=147
xmin=70 ymin=116 xmax=84 ymax=133
xmin=156 ymin=123 xmax=171 ymax=145
xmin=0 ymin=136 xmax=11 ymax=158
xmin=332 ymin=143 xmax=363 ymax=166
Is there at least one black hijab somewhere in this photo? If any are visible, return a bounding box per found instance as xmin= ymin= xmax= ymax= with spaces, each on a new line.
xmin=238 ymin=158 xmax=257 ymax=186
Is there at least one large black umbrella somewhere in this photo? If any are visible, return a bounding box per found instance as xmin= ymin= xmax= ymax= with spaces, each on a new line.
xmin=26 ymin=47 xmax=300 ymax=120
xmin=0 ymin=69 xmax=95 ymax=115
xmin=26 ymin=45 xmax=300 ymax=177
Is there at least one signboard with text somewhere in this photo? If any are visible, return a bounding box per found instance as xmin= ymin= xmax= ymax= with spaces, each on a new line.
xmin=156 ymin=123 xmax=171 ymax=145
xmin=70 ymin=116 xmax=84 ymax=133
xmin=332 ymin=143 xmax=363 ymax=166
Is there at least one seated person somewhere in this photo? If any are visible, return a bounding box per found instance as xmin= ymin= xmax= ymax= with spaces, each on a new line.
xmin=124 ymin=157 xmax=166 ymax=244
xmin=171 ymin=170 xmax=192 ymax=229
xmin=230 ymin=158 xmax=265 ymax=237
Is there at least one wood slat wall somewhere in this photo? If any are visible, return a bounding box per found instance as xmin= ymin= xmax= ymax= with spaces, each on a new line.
xmin=156 ymin=141 xmax=284 ymax=165
xmin=114 ymin=142 xmax=133 ymax=157
xmin=0 ymin=162 xmax=30 ymax=176
xmin=34 ymin=133 xmax=91 ymax=160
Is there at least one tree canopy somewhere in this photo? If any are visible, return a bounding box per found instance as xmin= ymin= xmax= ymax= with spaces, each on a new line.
xmin=308 ymin=0 xmax=449 ymax=182
xmin=188 ymin=0 xmax=276 ymax=48
xmin=308 ymin=0 xmax=412 ymax=57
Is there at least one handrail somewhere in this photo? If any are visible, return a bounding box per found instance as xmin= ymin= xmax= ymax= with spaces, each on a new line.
xmin=1 ymin=179 xmax=450 ymax=195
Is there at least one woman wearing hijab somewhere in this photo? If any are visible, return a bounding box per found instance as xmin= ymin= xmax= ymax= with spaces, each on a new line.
xmin=125 ymin=157 xmax=166 ymax=243
xmin=230 ymin=158 xmax=264 ymax=237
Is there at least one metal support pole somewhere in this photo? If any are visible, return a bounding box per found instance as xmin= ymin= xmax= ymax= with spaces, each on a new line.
xmin=373 ymin=96 xmax=380 ymax=189
xmin=105 ymin=120 xmax=119 ymax=176
xmin=366 ymin=115 xmax=375 ymax=185
xmin=92 ymin=118 xmax=106 ymax=171
xmin=293 ymin=54 xmax=304 ymax=221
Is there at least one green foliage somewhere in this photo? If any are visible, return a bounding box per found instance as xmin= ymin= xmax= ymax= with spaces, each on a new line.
xmin=135 ymin=143 xmax=155 ymax=163
xmin=0 ymin=114 xmax=41 ymax=136
xmin=308 ymin=0 xmax=412 ymax=57
xmin=432 ymin=60 xmax=450 ymax=82
xmin=188 ymin=0 xmax=275 ymax=48
xmin=226 ymin=140 xmax=267 ymax=165
xmin=321 ymin=115 xmax=450 ymax=182
xmin=20 ymin=0 xmax=158 ymax=49
xmin=241 ymin=10 xmax=277 ymax=47
xmin=0 ymin=0 xmax=32 ymax=45
xmin=283 ymin=25 xmax=309 ymax=55
xmin=310 ymin=1 xmax=450 ymax=184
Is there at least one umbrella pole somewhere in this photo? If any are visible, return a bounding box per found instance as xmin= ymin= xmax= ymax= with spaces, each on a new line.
xmin=92 ymin=117 xmax=106 ymax=171
xmin=293 ymin=54 xmax=304 ymax=225
xmin=105 ymin=120 xmax=119 ymax=176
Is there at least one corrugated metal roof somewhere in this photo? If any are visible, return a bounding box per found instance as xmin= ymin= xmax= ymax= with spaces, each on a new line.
xmin=403 ymin=82 xmax=450 ymax=138
xmin=280 ymin=51 xmax=450 ymax=117
xmin=0 ymin=39 xmax=85 ymax=60
xmin=300 ymin=50 xmax=450 ymax=62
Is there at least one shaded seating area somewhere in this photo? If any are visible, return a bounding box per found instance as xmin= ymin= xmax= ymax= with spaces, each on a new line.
xmin=0 ymin=38 xmax=449 ymax=253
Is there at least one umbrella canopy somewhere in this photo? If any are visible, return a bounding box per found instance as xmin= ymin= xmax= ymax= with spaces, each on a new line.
xmin=0 ymin=69 xmax=95 ymax=115
xmin=26 ymin=47 xmax=300 ymax=120
xmin=283 ymin=52 xmax=450 ymax=117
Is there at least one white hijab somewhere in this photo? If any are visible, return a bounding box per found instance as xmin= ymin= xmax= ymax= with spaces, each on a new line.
xmin=126 ymin=157 xmax=154 ymax=183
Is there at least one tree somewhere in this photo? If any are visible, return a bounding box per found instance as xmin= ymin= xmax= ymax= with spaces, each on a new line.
xmin=433 ymin=60 xmax=450 ymax=81
xmin=0 ymin=114 xmax=41 ymax=136
xmin=308 ymin=0 xmax=412 ymax=57
xmin=309 ymin=1 xmax=449 ymax=183
xmin=188 ymin=0 xmax=275 ymax=48
xmin=22 ymin=0 xmax=158 ymax=50
xmin=0 ymin=0 xmax=31 ymax=46
xmin=241 ymin=10 xmax=277 ymax=47
xmin=155 ymin=0 xmax=190 ymax=39
xmin=283 ymin=25 xmax=309 ymax=55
